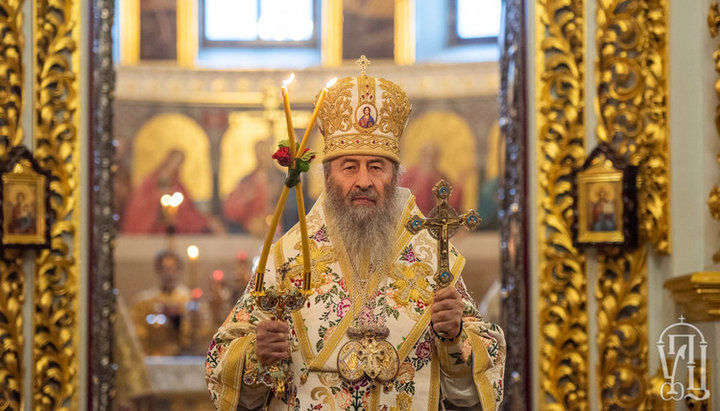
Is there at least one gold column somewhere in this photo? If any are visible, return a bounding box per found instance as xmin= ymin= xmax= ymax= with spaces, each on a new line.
xmin=177 ymin=0 xmax=198 ymax=67
xmin=33 ymin=0 xmax=81 ymax=408
xmin=595 ymin=0 xmax=670 ymax=407
xmin=119 ymin=0 xmax=139 ymax=65
xmin=536 ymin=0 xmax=588 ymax=407
xmin=0 ymin=1 xmax=26 ymax=409
xmin=321 ymin=0 xmax=342 ymax=66
xmin=394 ymin=0 xmax=415 ymax=65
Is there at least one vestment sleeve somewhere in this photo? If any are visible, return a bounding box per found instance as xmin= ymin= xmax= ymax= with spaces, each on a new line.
xmin=435 ymin=277 xmax=506 ymax=411
xmin=205 ymin=248 xmax=279 ymax=410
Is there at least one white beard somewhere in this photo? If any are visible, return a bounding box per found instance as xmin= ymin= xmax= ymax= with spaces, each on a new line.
xmin=323 ymin=179 xmax=401 ymax=275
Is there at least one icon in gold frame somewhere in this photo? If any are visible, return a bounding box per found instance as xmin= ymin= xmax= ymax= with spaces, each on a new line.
xmin=0 ymin=146 xmax=51 ymax=249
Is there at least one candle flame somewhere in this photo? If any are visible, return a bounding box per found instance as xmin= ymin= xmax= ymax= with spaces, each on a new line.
xmin=160 ymin=194 xmax=172 ymax=207
xmin=187 ymin=245 xmax=199 ymax=260
xmin=169 ymin=192 xmax=184 ymax=207
xmin=325 ymin=77 xmax=338 ymax=88
xmin=282 ymin=73 xmax=295 ymax=86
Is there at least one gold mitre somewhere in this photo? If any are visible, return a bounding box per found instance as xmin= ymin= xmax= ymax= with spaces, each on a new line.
xmin=317 ymin=57 xmax=411 ymax=163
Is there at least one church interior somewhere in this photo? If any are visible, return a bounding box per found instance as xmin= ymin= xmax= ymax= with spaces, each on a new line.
xmin=0 ymin=0 xmax=717 ymax=409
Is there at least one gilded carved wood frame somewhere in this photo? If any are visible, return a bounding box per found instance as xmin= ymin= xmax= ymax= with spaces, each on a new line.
xmin=87 ymin=1 xmax=531 ymax=409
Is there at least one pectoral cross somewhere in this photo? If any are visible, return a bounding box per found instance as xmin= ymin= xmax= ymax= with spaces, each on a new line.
xmin=405 ymin=180 xmax=481 ymax=288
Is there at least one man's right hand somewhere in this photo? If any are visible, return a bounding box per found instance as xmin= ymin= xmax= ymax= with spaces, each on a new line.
xmin=256 ymin=320 xmax=290 ymax=365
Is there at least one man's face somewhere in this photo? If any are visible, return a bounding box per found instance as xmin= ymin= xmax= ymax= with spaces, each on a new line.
xmin=158 ymin=255 xmax=181 ymax=290
xmin=327 ymin=155 xmax=395 ymax=209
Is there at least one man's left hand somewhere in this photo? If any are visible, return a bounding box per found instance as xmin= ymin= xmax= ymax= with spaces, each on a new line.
xmin=430 ymin=286 xmax=464 ymax=339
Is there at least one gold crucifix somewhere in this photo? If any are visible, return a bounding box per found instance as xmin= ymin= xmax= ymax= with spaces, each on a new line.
xmin=355 ymin=55 xmax=371 ymax=76
xmin=405 ymin=180 xmax=481 ymax=288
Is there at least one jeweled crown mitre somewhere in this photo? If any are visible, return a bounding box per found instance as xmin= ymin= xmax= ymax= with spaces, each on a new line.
xmin=317 ymin=58 xmax=411 ymax=163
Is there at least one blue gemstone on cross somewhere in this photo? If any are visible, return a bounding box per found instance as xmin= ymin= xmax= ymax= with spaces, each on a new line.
xmin=413 ymin=219 xmax=421 ymax=228
xmin=440 ymin=272 xmax=451 ymax=281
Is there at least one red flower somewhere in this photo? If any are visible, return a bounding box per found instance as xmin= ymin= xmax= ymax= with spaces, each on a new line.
xmin=272 ymin=146 xmax=292 ymax=166
xmin=415 ymin=340 xmax=432 ymax=359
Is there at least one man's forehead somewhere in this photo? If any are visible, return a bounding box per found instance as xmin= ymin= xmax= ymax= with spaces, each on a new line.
xmin=335 ymin=155 xmax=393 ymax=164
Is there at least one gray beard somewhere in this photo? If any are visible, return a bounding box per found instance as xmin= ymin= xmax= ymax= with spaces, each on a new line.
xmin=324 ymin=180 xmax=400 ymax=275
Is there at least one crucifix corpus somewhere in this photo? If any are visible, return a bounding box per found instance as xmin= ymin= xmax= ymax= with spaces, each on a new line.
xmin=405 ymin=180 xmax=481 ymax=288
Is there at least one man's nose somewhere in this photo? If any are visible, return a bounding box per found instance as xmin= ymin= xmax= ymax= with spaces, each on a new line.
xmin=355 ymin=167 xmax=372 ymax=189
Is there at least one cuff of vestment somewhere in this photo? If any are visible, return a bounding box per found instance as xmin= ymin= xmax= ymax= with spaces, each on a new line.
xmin=217 ymin=335 xmax=264 ymax=410
xmin=434 ymin=328 xmax=473 ymax=378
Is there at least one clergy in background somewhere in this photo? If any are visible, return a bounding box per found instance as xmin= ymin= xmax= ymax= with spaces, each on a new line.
xmin=206 ymin=70 xmax=505 ymax=410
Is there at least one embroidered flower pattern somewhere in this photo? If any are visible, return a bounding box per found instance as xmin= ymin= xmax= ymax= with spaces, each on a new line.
xmin=415 ymin=340 xmax=432 ymax=360
xmin=399 ymin=244 xmax=418 ymax=262
xmin=335 ymin=298 xmax=351 ymax=317
xmin=310 ymin=225 xmax=329 ymax=242
xmin=388 ymin=263 xmax=432 ymax=307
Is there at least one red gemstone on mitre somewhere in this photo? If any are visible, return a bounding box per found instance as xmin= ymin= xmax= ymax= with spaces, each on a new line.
xmin=356 ymin=140 xmax=360 ymax=143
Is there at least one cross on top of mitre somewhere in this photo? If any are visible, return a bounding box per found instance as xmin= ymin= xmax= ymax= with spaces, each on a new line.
xmin=355 ymin=55 xmax=371 ymax=76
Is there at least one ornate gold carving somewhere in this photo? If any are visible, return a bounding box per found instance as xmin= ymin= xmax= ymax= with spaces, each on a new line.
xmin=0 ymin=1 xmax=25 ymax=408
xmin=33 ymin=0 xmax=80 ymax=408
xmin=708 ymin=3 xmax=720 ymax=262
xmin=664 ymin=272 xmax=720 ymax=322
xmin=595 ymin=0 xmax=669 ymax=406
xmin=596 ymin=0 xmax=670 ymax=254
xmin=0 ymin=251 xmax=25 ymax=411
xmin=536 ymin=0 xmax=588 ymax=406
xmin=596 ymin=249 xmax=649 ymax=409
xmin=647 ymin=360 xmax=674 ymax=411
xmin=0 ymin=0 xmax=24 ymax=152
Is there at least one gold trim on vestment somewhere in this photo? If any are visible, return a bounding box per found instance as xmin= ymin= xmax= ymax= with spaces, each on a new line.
xmin=219 ymin=335 xmax=254 ymax=410
xmin=428 ymin=349 xmax=441 ymax=411
xmin=396 ymin=255 xmax=465 ymax=362
xmin=468 ymin=331 xmax=496 ymax=411
xmin=370 ymin=384 xmax=381 ymax=409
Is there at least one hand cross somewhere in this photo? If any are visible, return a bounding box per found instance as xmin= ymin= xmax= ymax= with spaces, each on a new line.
xmin=405 ymin=180 xmax=481 ymax=288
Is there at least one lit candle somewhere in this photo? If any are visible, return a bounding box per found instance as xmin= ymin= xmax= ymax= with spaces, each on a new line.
xmin=281 ymin=74 xmax=296 ymax=155
xmin=296 ymin=77 xmax=337 ymax=155
xmin=295 ymin=182 xmax=312 ymax=293
xmin=187 ymin=245 xmax=199 ymax=293
xmin=253 ymin=185 xmax=291 ymax=294
xmin=252 ymin=78 xmax=336 ymax=295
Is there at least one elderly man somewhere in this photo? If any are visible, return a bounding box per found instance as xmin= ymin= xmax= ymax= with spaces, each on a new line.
xmin=205 ymin=70 xmax=505 ymax=410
